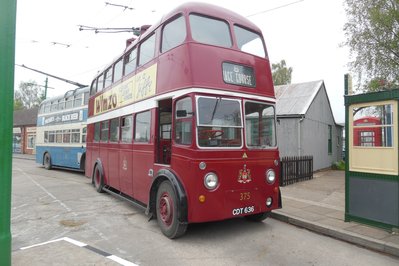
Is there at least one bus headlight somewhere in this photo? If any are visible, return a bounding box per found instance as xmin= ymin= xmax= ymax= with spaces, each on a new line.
xmin=266 ymin=197 xmax=273 ymax=207
xmin=204 ymin=172 xmax=218 ymax=190
xmin=266 ymin=169 xmax=276 ymax=184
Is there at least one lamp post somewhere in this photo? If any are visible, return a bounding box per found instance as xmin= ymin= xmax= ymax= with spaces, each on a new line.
xmin=0 ymin=0 xmax=17 ymax=265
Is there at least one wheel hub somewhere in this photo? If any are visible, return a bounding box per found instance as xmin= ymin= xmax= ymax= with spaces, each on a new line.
xmin=159 ymin=193 xmax=173 ymax=225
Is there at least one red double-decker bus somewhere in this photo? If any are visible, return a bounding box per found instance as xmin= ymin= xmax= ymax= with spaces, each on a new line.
xmin=86 ymin=2 xmax=282 ymax=238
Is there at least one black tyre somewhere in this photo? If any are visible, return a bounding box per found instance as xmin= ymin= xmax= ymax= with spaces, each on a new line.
xmin=43 ymin=153 xmax=52 ymax=170
xmin=156 ymin=181 xmax=187 ymax=239
xmin=80 ymin=154 xmax=86 ymax=172
xmin=93 ymin=165 xmax=104 ymax=193
xmin=245 ymin=211 xmax=271 ymax=222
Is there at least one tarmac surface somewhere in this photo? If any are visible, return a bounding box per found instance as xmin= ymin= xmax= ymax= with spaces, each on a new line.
xmin=11 ymin=153 xmax=399 ymax=264
xmin=272 ymin=170 xmax=399 ymax=258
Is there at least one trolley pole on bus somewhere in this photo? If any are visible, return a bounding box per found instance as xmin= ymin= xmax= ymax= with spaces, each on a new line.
xmin=0 ymin=0 xmax=17 ymax=265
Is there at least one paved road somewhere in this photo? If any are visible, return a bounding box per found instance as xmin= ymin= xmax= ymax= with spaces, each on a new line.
xmin=11 ymin=158 xmax=399 ymax=265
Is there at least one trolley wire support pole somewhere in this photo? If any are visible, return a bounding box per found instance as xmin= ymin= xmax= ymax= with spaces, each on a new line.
xmin=0 ymin=0 xmax=17 ymax=265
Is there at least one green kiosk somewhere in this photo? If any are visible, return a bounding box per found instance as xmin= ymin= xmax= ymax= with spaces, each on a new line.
xmin=345 ymin=77 xmax=399 ymax=231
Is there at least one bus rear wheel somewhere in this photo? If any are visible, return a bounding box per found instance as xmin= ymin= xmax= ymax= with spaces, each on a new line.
xmin=93 ymin=165 xmax=104 ymax=193
xmin=245 ymin=211 xmax=271 ymax=222
xmin=156 ymin=181 xmax=187 ymax=239
xmin=44 ymin=153 xmax=52 ymax=170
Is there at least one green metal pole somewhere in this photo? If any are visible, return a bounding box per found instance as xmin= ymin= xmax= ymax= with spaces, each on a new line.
xmin=344 ymin=74 xmax=350 ymax=222
xmin=0 ymin=0 xmax=17 ymax=265
xmin=44 ymin=76 xmax=48 ymax=98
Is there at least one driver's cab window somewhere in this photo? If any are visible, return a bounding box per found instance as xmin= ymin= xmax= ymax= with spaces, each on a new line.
xmin=196 ymin=96 xmax=242 ymax=148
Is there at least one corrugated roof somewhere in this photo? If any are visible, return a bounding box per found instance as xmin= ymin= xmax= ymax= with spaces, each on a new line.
xmin=275 ymin=80 xmax=324 ymax=116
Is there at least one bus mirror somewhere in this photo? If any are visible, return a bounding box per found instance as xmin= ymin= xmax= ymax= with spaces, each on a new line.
xmin=176 ymin=110 xmax=187 ymax=117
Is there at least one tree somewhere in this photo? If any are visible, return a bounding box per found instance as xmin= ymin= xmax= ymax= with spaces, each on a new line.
xmin=13 ymin=99 xmax=24 ymax=110
xmin=272 ymin=59 xmax=293 ymax=86
xmin=14 ymin=81 xmax=44 ymax=109
xmin=343 ymin=0 xmax=399 ymax=92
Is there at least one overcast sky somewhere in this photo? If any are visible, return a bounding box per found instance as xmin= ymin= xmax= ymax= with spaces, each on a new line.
xmin=15 ymin=0 xmax=348 ymax=123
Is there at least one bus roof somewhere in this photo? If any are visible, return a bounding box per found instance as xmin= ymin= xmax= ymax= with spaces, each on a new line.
xmin=125 ymin=2 xmax=263 ymax=52
xmin=39 ymin=86 xmax=89 ymax=106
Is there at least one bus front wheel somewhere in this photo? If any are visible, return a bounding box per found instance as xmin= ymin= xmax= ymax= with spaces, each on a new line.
xmin=245 ymin=211 xmax=271 ymax=222
xmin=156 ymin=181 xmax=187 ymax=239
xmin=44 ymin=153 xmax=52 ymax=170
xmin=93 ymin=165 xmax=104 ymax=193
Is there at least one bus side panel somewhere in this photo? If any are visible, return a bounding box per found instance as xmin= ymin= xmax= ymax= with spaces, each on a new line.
xmin=157 ymin=46 xmax=191 ymax=95
xmin=36 ymin=145 xmax=83 ymax=170
xmin=35 ymin=145 xmax=45 ymax=164
xmin=108 ymin=144 xmax=120 ymax=190
xmin=85 ymin=144 xmax=92 ymax=177
xmin=88 ymin=143 xmax=99 ymax=177
xmin=132 ymin=144 xmax=153 ymax=204
xmin=100 ymin=144 xmax=109 ymax=185
xmin=119 ymin=145 xmax=133 ymax=196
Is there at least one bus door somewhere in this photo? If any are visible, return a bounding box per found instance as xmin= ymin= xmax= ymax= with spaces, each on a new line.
xmin=156 ymin=99 xmax=172 ymax=165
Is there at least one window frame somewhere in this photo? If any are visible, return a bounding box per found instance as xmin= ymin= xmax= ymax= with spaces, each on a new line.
xmin=110 ymin=117 xmax=120 ymax=143
xmin=138 ymin=34 xmax=156 ymax=66
xmin=161 ymin=14 xmax=187 ymax=53
xmin=121 ymin=115 xmax=133 ymax=143
xmin=134 ymin=111 xmax=151 ymax=143
xmin=124 ymin=48 xmax=137 ymax=76
xmin=244 ymin=100 xmax=277 ymax=149
xmin=174 ymin=97 xmax=193 ymax=146
xmin=189 ymin=13 xmax=232 ymax=48
xmin=196 ymin=96 xmax=243 ymax=149
xmin=101 ymin=120 xmax=109 ymax=143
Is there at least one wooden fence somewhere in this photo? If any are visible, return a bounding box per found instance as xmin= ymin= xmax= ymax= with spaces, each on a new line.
xmin=280 ymin=156 xmax=313 ymax=186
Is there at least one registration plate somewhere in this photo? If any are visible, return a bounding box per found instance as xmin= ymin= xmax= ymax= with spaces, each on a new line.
xmin=232 ymin=206 xmax=255 ymax=216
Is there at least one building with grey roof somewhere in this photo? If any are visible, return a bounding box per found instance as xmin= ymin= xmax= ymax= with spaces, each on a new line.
xmin=275 ymin=80 xmax=343 ymax=171
xmin=13 ymin=107 xmax=38 ymax=154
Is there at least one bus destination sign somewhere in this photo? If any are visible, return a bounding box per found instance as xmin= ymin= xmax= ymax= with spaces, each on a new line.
xmin=222 ymin=62 xmax=255 ymax=87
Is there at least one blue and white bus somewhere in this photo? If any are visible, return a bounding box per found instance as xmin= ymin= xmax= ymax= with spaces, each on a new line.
xmin=36 ymin=87 xmax=89 ymax=171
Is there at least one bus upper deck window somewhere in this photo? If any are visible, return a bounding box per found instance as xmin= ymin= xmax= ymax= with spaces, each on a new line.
xmin=234 ymin=25 xmax=266 ymax=58
xmin=189 ymin=14 xmax=232 ymax=48
xmin=84 ymin=91 xmax=89 ymax=105
xmin=113 ymin=59 xmax=123 ymax=82
xmin=97 ymin=74 xmax=104 ymax=92
xmin=58 ymin=99 xmax=65 ymax=110
xmin=138 ymin=34 xmax=156 ymax=66
xmin=74 ymin=94 xmax=83 ymax=107
xmin=90 ymin=79 xmax=97 ymax=96
xmin=43 ymin=103 xmax=51 ymax=113
xmin=162 ymin=15 xmax=186 ymax=53
xmin=124 ymin=49 xmax=137 ymax=76
xmin=65 ymin=97 xmax=73 ymax=109
xmin=104 ymin=67 xmax=112 ymax=88
xmin=50 ymin=101 xmax=58 ymax=112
